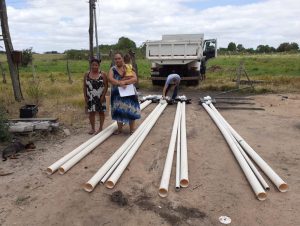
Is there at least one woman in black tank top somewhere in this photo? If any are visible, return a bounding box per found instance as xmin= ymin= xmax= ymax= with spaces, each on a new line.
xmin=83 ymin=58 xmax=108 ymax=134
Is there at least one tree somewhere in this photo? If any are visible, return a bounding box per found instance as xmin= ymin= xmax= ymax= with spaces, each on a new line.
xmin=115 ymin=37 xmax=136 ymax=50
xmin=290 ymin=42 xmax=299 ymax=51
xmin=246 ymin=48 xmax=255 ymax=54
xmin=0 ymin=0 xmax=23 ymax=101
xmin=256 ymin=45 xmax=272 ymax=53
xmin=256 ymin=45 xmax=277 ymax=53
xmin=237 ymin=44 xmax=245 ymax=52
xmin=138 ymin=43 xmax=146 ymax=58
xmin=277 ymin=42 xmax=291 ymax=52
xmin=227 ymin=42 xmax=237 ymax=52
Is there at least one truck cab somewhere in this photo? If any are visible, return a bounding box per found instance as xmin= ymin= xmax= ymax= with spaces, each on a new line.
xmin=146 ymin=34 xmax=217 ymax=85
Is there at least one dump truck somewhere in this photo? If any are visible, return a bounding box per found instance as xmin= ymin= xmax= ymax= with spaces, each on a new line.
xmin=145 ymin=34 xmax=217 ymax=85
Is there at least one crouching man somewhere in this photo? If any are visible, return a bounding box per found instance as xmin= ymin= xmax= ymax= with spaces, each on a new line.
xmin=162 ymin=73 xmax=181 ymax=100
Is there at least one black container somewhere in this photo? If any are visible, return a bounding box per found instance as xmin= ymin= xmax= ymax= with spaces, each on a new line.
xmin=20 ymin=105 xmax=38 ymax=118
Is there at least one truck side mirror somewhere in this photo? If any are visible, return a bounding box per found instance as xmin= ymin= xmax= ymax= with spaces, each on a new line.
xmin=203 ymin=39 xmax=217 ymax=60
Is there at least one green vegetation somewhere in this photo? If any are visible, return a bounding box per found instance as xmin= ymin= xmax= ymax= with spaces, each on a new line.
xmin=21 ymin=48 xmax=33 ymax=67
xmin=0 ymin=103 xmax=11 ymax=142
xmin=207 ymin=54 xmax=300 ymax=77
xmin=0 ymin=53 xmax=299 ymax=126
xmin=203 ymin=54 xmax=300 ymax=92
xmin=219 ymin=41 xmax=299 ymax=55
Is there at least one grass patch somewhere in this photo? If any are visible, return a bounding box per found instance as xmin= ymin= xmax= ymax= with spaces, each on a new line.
xmin=205 ymin=54 xmax=300 ymax=93
xmin=0 ymin=53 xmax=299 ymax=126
xmin=0 ymin=104 xmax=11 ymax=142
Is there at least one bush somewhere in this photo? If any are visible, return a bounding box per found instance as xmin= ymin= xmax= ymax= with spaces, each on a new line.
xmin=26 ymin=80 xmax=43 ymax=105
xmin=22 ymin=48 xmax=33 ymax=67
xmin=0 ymin=104 xmax=11 ymax=142
xmin=64 ymin=49 xmax=89 ymax=60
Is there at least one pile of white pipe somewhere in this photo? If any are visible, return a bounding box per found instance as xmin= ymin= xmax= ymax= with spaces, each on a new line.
xmin=84 ymin=101 xmax=168 ymax=192
xmin=46 ymin=100 xmax=152 ymax=175
xmin=202 ymin=96 xmax=288 ymax=201
xmin=158 ymin=101 xmax=188 ymax=197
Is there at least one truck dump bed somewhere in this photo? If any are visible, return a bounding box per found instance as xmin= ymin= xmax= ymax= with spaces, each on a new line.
xmin=146 ymin=34 xmax=204 ymax=64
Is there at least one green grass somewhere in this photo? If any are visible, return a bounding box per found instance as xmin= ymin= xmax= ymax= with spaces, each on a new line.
xmin=0 ymin=53 xmax=299 ymax=126
xmin=207 ymin=54 xmax=300 ymax=77
xmin=203 ymin=54 xmax=300 ymax=92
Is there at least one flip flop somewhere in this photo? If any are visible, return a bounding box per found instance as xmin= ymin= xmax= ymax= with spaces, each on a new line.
xmin=113 ymin=130 xmax=122 ymax=135
xmin=95 ymin=129 xmax=102 ymax=135
xmin=88 ymin=130 xmax=95 ymax=135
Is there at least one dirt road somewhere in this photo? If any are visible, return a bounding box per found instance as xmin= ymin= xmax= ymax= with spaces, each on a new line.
xmin=0 ymin=92 xmax=299 ymax=226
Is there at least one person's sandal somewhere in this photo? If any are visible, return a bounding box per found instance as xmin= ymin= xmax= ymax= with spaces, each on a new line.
xmin=113 ymin=130 xmax=122 ymax=135
xmin=88 ymin=130 xmax=95 ymax=135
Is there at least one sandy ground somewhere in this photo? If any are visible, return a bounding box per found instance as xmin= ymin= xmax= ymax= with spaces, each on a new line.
xmin=0 ymin=92 xmax=300 ymax=226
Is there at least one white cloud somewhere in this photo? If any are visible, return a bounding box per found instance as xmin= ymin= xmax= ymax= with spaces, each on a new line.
xmin=4 ymin=0 xmax=300 ymax=52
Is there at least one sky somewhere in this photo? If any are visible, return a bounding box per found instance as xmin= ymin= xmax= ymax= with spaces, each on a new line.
xmin=3 ymin=0 xmax=300 ymax=53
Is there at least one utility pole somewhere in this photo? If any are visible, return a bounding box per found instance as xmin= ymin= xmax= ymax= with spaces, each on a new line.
xmin=0 ymin=0 xmax=23 ymax=101
xmin=93 ymin=3 xmax=100 ymax=60
xmin=89 ymin=0 xmax=95 ymax=60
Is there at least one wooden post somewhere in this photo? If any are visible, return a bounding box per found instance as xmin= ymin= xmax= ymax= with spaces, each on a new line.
xmin=0 ymin=0 xmax=23 ymax=101
xmin=93 ymin=3 xmax=100 ymax=60
xmin=89 ymin=0 xmax=94 ymax=60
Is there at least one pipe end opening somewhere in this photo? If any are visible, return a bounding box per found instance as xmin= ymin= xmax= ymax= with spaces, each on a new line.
xmin=83 ymin=183 xmax=94 ymax=192
xmin=58 ymin=167 xmax=65 ymax=175
xmin=105 ymin=181 xmax=115 ymax=189
xmin=180 ymin=179 xmax=189 ymax=188
xmin=158 ymin=188 xmax=168 ymax=197
xmin=257 ymin=192 xmax=267 ymax=201
xmin=175 ymin=187 xmax=180 ymax=192
xmin=46 ymin=168 xmax=53 ymax=175
xmin=279 ymin=183 xmax=288 ymax=192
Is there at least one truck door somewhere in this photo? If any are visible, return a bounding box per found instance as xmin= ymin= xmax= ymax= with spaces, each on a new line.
xmin=203 ymin=39 xmax=217 ymax=60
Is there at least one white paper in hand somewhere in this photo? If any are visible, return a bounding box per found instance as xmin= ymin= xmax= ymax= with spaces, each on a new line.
xmin=118 ymin=84 xmax=136 ymax=97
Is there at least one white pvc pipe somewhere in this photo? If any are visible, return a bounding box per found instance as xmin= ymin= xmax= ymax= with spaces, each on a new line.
xmin=46 ymin=100 xmax=151 ymax=175
xmin=84 ymin=103 xmax=164 ymax=192
xmin=105 ymin=102 xmax=168 ymax=189
xmin=47 ymin=123 xmax=117 ymax=174
xmin=140 ymin=100 xmax=152 ymax=111
xmin=237 ymin=144 xmax=270 ymax=191
xmin=202 ymin=102 xmax=267 ymax=201
xmin=180 ymin=102 xmax=189 ymax=188
xmin=209 ymin=104 xmax=270 ymax=190
xmin=209 ymin=103 xmax=288 ymax=192
xmin=59 ymin=100 xmax=153 ymax=175
xmin=58 ymin=125 xmax=116 ymax=174
xmin=100 ymin=104 xmax=162 ymax=183
xmin=175 ymin=103 xmax=182 ymax=191
xmin=158 ymin=102 xmax=182 ymax=197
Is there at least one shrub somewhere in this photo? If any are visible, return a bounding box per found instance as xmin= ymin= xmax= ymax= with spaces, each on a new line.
xmin=21 ymin=48 xmax=33 ymax=67
xmin=0 ymin=104 xmax=11 ymax=142
xmin=26 ymin=80 xmax=43 ymax=105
